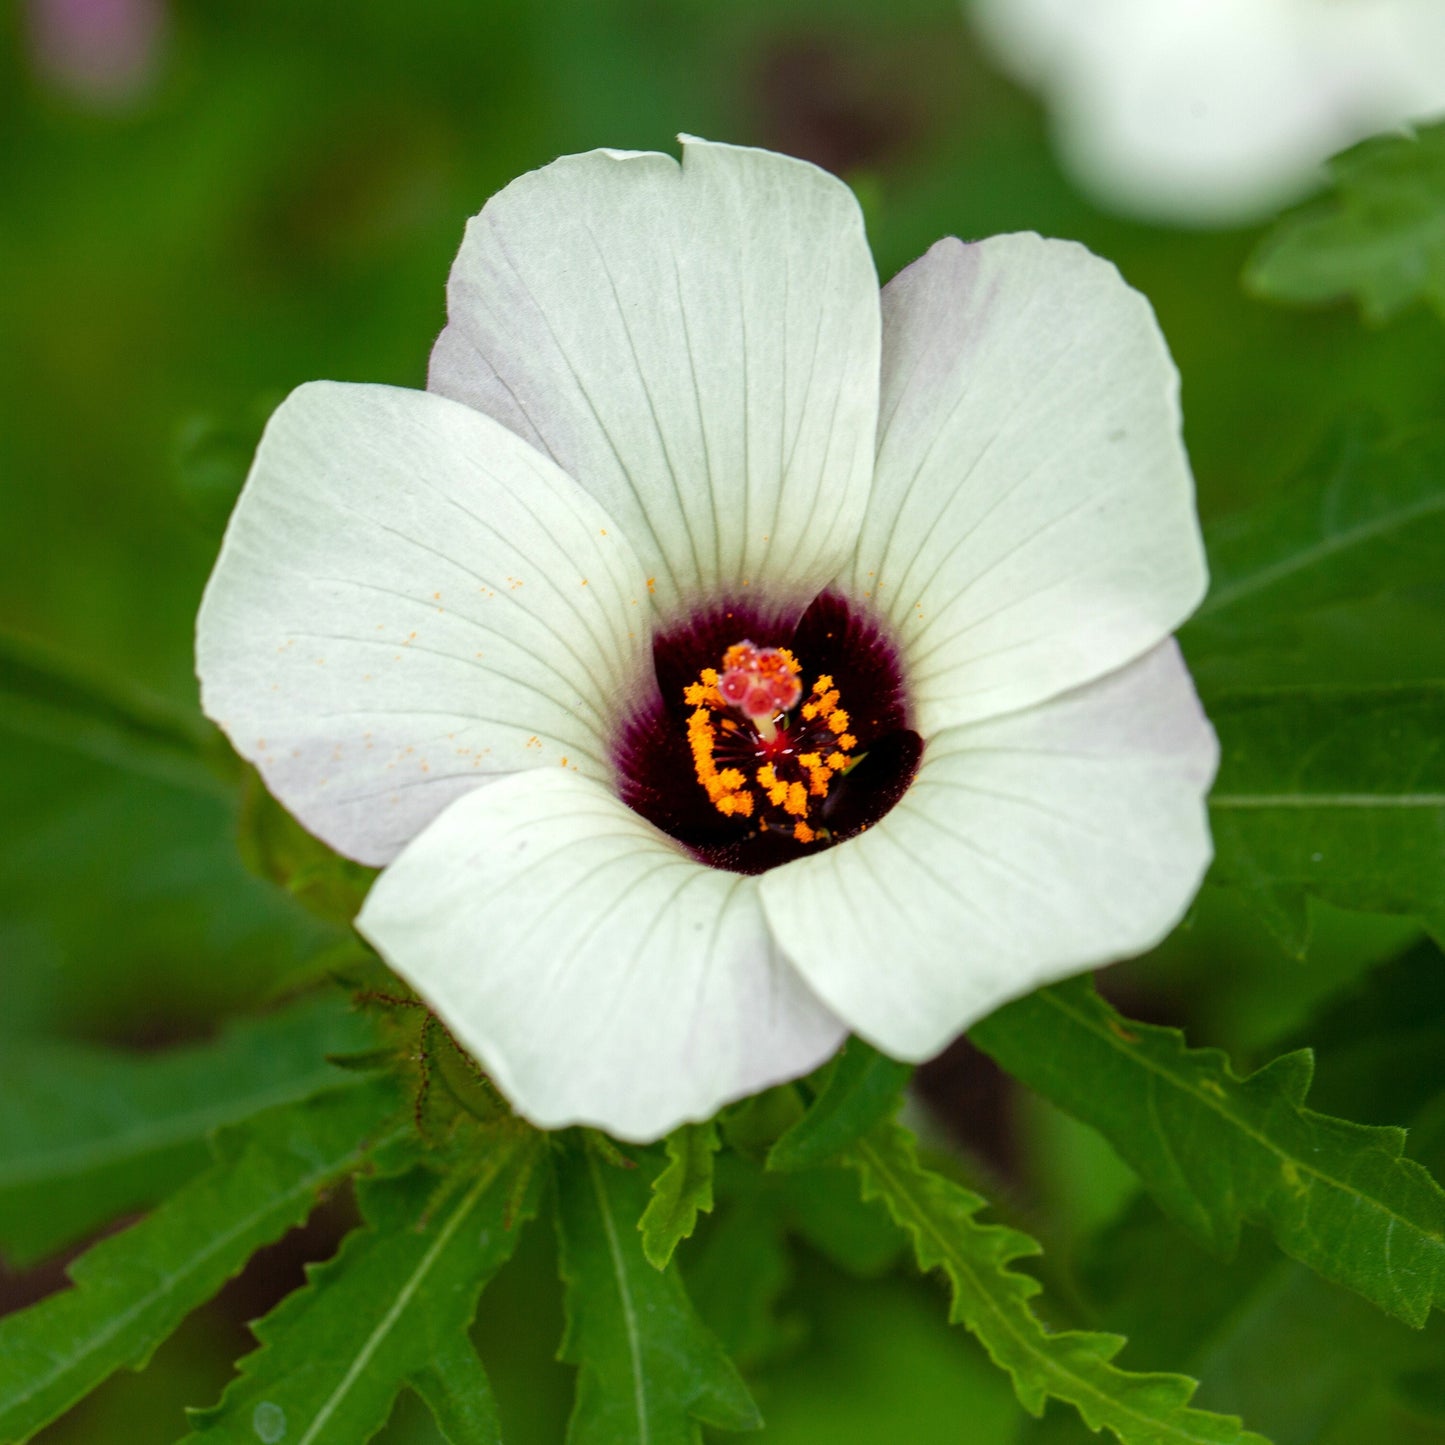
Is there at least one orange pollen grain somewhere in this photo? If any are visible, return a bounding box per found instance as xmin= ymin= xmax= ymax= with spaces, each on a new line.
xmin=683 ymin=656 xmax=865 ymax=844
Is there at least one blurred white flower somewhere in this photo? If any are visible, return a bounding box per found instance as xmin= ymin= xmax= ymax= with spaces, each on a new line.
xmin=969 ymin=0 xmax=1445 ymax=226
xmin=197 ymin=139 xmax=1216 ymax=1141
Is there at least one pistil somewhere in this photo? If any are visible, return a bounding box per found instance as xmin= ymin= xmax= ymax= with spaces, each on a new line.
xmin=684 ymin=641 xmax=859 ymax=844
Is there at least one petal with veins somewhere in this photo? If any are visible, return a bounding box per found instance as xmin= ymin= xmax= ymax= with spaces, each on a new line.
xmin=429 ymin=136 xmax=881 ymax=618
xmin=197 ymin=381 xmax=649 ymax=866
xmin=760 ymin=642 xmax=1217 ymax=1061
xmin=358 ymin=769 xmax=846 ymax=1142
xmin=853 ymin=234 xmax=1207 ymax=736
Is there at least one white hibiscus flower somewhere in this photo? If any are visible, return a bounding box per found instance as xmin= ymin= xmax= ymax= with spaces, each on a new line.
xmin=197 ymin=137 xmax=1217 ymax=1142
xmin=968 ymin=0 xmax=1445 ymax=226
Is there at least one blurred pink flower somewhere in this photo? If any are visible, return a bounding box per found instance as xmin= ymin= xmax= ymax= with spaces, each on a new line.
xmin=27 ymin=0 xmax=167 ymax=107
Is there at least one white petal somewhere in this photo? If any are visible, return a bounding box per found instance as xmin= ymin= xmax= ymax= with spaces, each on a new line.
xmin=196 ymin=382 xmax=650 ymax=866
xmin=429 ymin=136 xmax=880 ymax=617
xmin=853 ymin=234 xmax=1207 ymax=735
xmin=759 ymin=642 xmax=1217 ymax=1061
xmin=357 ymin=769 xmax=845 ymax=1142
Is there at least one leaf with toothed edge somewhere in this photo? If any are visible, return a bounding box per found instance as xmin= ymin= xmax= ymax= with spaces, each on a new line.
xmin=556 ymin=1138 xmax=761 ymax=1444
xmin=0 ymin=1080 xmax=406 ymax=1445
xmin=183 ymin=1138 xmax=542 ymax=1444
xmin=844 ymin=1121 xmax=1271 ymax=1445
xmin=640 ymin=1121 xmax=720 ymax=1270
xmin=1246 ymin=121 xmax=1445 ymax=323
xmin=971 ymin=977 xmax=1445 ymax=1328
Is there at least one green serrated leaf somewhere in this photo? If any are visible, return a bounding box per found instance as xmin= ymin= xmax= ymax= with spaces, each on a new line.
xmin=971 ymin=978 xmax=1445 ymax=1328
xmin=556 ymin=1139 xmax=762 ymax=1444
xmin=185 ymin=1139 xmax=540 ymax=1445
xmin=844 ymin=1122 xmax=1270 ymax=1445
xmin=1246 ymin=121 xmax=1445 ymax=322
xmin=0 ymin=993 xmax=381 ymax=1265
xmin=640 ymin=1122 xmax=720 ymax=1270
xmin=1183 ymin=421 xmax=1445 ymax=659
xmin=767 ymin=1037 xmax=911 ymax=1172
xmin=0 ymin=1080 xmax=404 ymax=1444
xmin=1026 ymin=1198 xmax=1445 ymax=1445
xmin=1206 ymin=684 xmax=1445 ymax=945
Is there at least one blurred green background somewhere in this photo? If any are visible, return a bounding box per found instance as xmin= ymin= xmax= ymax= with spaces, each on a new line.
xmin=3 ymin=1 xmax=1443 ymax=1441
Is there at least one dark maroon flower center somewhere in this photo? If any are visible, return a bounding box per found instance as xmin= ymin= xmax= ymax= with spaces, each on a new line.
xmin=614 ymin=591 xmax=923 ymax=875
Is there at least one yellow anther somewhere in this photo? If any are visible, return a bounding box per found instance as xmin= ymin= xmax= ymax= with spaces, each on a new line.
xmin=683 ymin=656 xmax=860 ymax=834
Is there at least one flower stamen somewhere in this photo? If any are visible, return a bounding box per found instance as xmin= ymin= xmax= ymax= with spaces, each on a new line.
xmin=684 ymin=643 xmax=860 ymax=844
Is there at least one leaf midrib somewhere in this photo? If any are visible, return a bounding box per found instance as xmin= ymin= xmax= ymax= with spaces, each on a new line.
xmin=1039 ymin=988 xmax=1444 ymax=1257
xmin=0 ymin=1123 xmax=406 ymax=1424
xmin=1197 ymin=490 xmax=1445 ymax=618
xmin=295 ymin=1148 xmax=512 ymax=1445
xmin=853 ymin=1136 xmax=1246 ymax=1445
xmin=587 ymin=1148 xmax=649 ymax=1445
